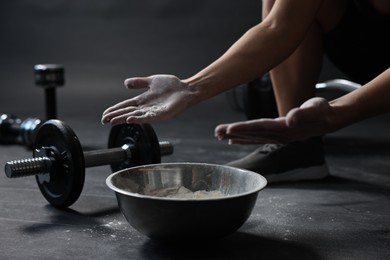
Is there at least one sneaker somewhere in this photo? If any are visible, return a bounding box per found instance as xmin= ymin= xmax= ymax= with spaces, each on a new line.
xmin=226 ymin=136 xmax=329 ymax=183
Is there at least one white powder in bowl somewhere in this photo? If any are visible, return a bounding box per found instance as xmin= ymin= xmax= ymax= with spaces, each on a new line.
xmin=142 ymin=186 xmax=225 ymax=199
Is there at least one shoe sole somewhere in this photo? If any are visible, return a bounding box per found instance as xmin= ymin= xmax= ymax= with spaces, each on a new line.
xmin=264 ymin=164 xmax=329 ymax=183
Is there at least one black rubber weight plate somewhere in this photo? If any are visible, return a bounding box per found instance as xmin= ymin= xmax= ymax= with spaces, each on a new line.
xmin=34 ymin=120 xmax=85 ymax=208
xmin=108 ymin=124 xmax=161 ymax=172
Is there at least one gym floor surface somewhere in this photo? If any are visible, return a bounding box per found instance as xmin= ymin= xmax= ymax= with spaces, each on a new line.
xmin=1 ymin=1 xmax=390 ymax=259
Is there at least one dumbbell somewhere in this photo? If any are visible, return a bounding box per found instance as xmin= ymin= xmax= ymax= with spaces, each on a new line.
xmin=34 ymin=64 xmax=64 ymax=120
xmin=0 ymin=114 xmax=43 ymax=148
xmin=0 ymin=64 xmax=63 ymax=147
xmin=4 ymin=119 xmax=174 ymax=208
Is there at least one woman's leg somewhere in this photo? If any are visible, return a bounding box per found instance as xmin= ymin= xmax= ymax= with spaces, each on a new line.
xmin=270 ymin=25 xmax=322 ymax=116
xmin=226 ymin=0 xmax=349 ymax=183
xmin=263 ymin=0 xmax=348 ymax=116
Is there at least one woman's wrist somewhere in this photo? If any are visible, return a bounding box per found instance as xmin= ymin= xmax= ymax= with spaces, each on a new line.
xmin=327 ymin=99 xmax=355 ymax=133
xmin=182 ymin=73 xmax=221 ymax=105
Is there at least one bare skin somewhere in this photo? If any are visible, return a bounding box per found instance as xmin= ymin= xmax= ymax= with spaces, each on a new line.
xmin=215 ymin=68 xmax=390 ymax=144
xmin=102 ymin=0 xmax=327 ymax=125
xmin=102 ymin=0 xmax=390 ymax=146
xmin=102 ymin=75 xmax=193 ymax=125
xmin=264 ymin=0 xmax=347 ymax=116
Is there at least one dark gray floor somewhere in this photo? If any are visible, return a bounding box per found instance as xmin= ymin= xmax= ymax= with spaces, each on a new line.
xmin=1 ymin=92 xmax=390 ymax=260
xmin=1 ymin=1 xmax=390 ymax=259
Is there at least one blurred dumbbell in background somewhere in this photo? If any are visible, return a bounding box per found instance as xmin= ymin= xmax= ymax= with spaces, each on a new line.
xmin=0 ymin=64 xmax=64 ymax=148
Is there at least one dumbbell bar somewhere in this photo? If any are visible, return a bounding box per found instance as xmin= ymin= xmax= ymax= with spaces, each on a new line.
xmin=4 ymin=120 xmax=173 ymax=208
xmin=34 ymin=64 xmax=65 ymax=120
xmin=5 ymin=140 xmax=173 ymax=176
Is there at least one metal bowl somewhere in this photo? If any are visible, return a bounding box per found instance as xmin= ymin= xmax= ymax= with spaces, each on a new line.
xmin=106 ymin=162 xmax=267 ymax=241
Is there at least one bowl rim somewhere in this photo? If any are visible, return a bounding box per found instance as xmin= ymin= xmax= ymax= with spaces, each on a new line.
xmin=105 ymin=162 xmax=267 ymax=201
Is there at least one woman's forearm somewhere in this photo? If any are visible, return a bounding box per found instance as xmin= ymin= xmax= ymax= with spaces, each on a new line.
xmin=329 ymin=68 xmax=390 ymax=131
xmin=183 ymin=25 xmax=288 ymax=101
xmin=182 ymin=0 xmax=323 ymax=105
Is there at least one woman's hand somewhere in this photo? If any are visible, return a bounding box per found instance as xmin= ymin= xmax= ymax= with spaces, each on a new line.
xmin=215 ymin=97 xmax=334 ymax=144
xmin=101 ymin=74 xmax=196 ymax=125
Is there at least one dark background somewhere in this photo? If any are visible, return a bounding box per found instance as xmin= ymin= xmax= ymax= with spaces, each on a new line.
xmin=1 ymin=0 xmax=260 ymax=117
xmin=0 ymin=0 xmax=342 ymax=120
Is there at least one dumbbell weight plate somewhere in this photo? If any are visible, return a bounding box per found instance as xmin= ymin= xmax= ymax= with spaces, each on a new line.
xmin=34 ymin=120 xmax=85 ymax=208
xmin=108 ymin=124 xmax=161 ymax=172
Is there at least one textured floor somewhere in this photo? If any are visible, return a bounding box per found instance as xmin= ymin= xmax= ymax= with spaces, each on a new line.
xmin=1 ymin=93 xmax=390 ymax=260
